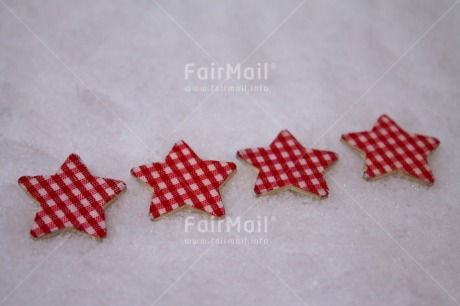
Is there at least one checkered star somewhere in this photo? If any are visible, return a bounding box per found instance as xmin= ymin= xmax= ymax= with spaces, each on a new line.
xmin=18 ymin=154 xmax=127 ymax=239
xmin=237 ymin=130 xmax=339 ymax=199
xmin=341 ymin=114 xmax=440 ymax=184
xmin=131 ymin=140 xmax=237 ymax=220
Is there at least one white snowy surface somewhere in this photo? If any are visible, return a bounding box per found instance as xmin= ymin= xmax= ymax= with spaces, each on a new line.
xmin=1 ymin=0 xmax=460 ymax=305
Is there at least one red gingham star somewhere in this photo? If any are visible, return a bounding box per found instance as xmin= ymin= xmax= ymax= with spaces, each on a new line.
xmin=18 ymin=154 xmax=127 ymax=239
xmin=341 ymin=114 xmax=440 ymax=185
xmin=131 ymin=140 xmax=237 ymax=220
xmin=237 ymin=130 xmax=339 ymax=199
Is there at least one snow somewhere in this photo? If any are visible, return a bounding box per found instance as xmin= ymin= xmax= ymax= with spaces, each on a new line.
xmin=1 ymin=0 xmax=460 ymax=305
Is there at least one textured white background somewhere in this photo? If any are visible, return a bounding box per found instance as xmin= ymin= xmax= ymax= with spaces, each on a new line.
xmin=1 ymin=0 xmax=460 ymax=305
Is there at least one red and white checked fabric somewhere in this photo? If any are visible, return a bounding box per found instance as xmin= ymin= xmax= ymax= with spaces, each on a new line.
xmin=131 ymin=140 xmax=237 ymax=219
xmin=18 ymin=154 xmax=126 ymax=239
xmin=237 ymin=130 xmax=339 ymax=198
xmin=342 ymin=114 xmax=440 ymax=184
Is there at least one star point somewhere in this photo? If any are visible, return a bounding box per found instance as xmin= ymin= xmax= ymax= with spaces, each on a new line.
xmin=131 ymin=140 xmax=237 ymax=220
xmin=18 ymin=154 xmax=127 ymax=239
xmin=341 ymin=114 xmax=440 ymax=185
xmin=237 ymin=130 xmax=339 ymax=199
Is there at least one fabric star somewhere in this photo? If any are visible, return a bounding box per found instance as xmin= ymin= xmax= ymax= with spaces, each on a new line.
xmin=18 ymin=154 xmax=127 ymax=239
xmin=341 ymin=114 xmax=440 ymax=185
xmin=237 ymin=130 xmax=339 ymax=199
xmin=131 ymin=140 xmax=237 ymax=220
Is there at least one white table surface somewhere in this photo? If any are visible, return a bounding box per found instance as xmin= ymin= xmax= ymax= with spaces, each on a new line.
xmin=1 ymin=1 xmax=459 ymax=305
